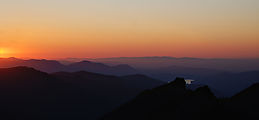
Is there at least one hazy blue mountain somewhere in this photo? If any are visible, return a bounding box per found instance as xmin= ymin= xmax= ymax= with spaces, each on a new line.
xmin=197 ymin=71 xmax=259 ymax=97
xmin=91 ymin=57 xmax=259 ymax=72
xmin=68 ymin=61 xmax=137 ymax=75
xmin=0 ymin=57 xmax=66 ymax=73
xmin=142 ymin=65 xmax=226 ymax=81
xmin=61 ymin=56 xmax=259 ymax=81
xmin=120 ymin=74 xmax=164 ymax=88
xmin=0 ymin=58 xmax=138 ymax=76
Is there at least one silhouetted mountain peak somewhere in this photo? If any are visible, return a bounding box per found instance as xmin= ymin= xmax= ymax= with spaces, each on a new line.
xmin=148 ymin=77 xmax=186 ymax=95
xmin=68 ymin=61 xmax=110 ymax=70
xmin=169 ymin=77 xmax=186 ymax=87
xmin=101 ymin=77 xmax=220 ymax=120
xmin=81 ymin=60 xmax=91 ymax=63
xmin=112 ymin=64 xmax=136 ymax=70
xmin=6 ymin=57 xmax=19 ymax=60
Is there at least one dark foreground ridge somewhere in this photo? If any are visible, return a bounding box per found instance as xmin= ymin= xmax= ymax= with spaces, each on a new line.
xmin=0 ymin=66 xmax=163 ymax=120
xmin=1 ymin=66 xmax=259 ymax=120
xmin=101 ymin=78 xmax=259 ymax=120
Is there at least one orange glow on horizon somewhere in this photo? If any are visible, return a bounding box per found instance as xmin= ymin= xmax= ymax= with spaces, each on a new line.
xmin=0 ymin=0 xmax=258 ymax=59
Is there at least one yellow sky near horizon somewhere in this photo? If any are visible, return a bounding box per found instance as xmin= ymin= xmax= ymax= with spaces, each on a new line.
xmin=0 ymin=0 xmax=259 ymax=59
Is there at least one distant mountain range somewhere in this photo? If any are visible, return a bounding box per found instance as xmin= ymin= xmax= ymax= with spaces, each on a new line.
xmin=0 ymin=67 xmax=164 ymax=120
xmin=86 ymin=57 xmax=259 ymax=72
xmin=59 ymin=57 xmax=259 ymax=82
xmin=0 ymin=57 xmax=228 ymax=81
xmin=1 ymin=57 xmax=259 ymax=97
xmin=0 ymin=57 xmax=138 ymax=76
xmin=102 ymin=78 xmax=259 ymax=120
xmin=1 ymin=58 xmax=259 ymax=98
xmin=67 ymin=61 xmax=137 ymax=75
xmin=142 ymin=65 xmax=227 ymax=81
xmin=1 ymin=57 xmax=249 ymax=82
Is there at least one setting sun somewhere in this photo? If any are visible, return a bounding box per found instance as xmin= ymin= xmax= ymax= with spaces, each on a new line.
xmin=0 ymin=49 xmax=5 ymax=57
xmin=0 ymin=48 xmax=10 ymax=58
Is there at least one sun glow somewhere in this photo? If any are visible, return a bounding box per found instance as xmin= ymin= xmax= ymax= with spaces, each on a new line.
xmin=0 ymin=48 xmax=10 ymax=58
xmin=0 ymin=49 xmax=5 ymax=57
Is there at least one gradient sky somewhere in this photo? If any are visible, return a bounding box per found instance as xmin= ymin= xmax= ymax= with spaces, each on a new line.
xmin=0 ymin=0 xmax=259 ymax=58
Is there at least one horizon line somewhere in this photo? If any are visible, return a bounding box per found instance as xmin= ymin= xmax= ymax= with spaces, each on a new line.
xmin=1 ymin=56 xmax=259 ymax=60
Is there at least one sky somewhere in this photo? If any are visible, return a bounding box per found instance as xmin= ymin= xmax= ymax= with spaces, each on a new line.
xmin=0 ymin=0 xmax=259 ymax=59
